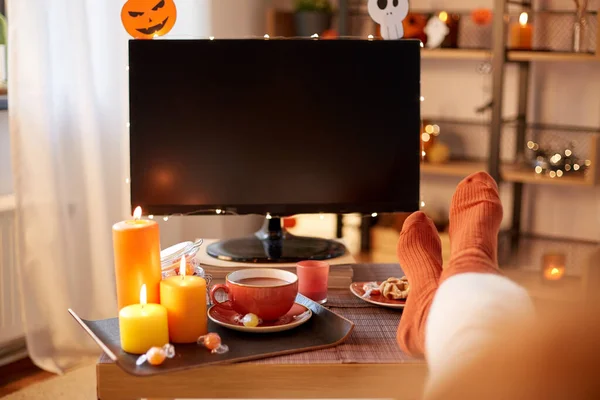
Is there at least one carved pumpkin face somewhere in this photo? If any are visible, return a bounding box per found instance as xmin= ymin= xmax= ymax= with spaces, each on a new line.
xmin=121 ymin=0 xmax=177 ymax=39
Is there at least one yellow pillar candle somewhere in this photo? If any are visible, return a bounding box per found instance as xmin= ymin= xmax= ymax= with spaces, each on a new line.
xmin=160 ymin=256 xmax=208 ymax=343
xmin=119 ymin=284 xmax=169 ymax=354
xmin=112 ymin=206 xmax=162 ymax=310
xmin=510 ymin=12 xmax=533 ymax=50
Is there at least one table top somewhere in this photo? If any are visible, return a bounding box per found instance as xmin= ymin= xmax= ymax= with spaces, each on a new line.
xmin=99 ymin=263 xmax=414 ymax=365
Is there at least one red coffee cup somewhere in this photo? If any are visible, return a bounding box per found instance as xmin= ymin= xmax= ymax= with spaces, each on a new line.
xmin=209 ymin=268 xmax=298 ymax=321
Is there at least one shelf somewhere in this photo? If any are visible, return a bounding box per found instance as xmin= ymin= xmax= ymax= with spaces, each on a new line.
xmin=421 ymin=160 xmax=485 ymax=177
xmin=507 ymin=51 xmax=600 ymax=62
xmin=421 ymin=160 xmax=596 ymax=186
xmin=421 ymin=49 xmax=492 ymax=60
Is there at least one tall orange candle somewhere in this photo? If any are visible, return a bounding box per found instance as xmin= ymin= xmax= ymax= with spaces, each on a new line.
xmin=160 ymin=256 xmax=207 ymax=343
xmin=113 ymin=206 xmax=162 ymax=310
xmin=510 ymin=12 xmax=533 ymax=50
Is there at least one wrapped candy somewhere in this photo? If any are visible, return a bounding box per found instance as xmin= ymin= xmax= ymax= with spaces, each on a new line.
xmin=197 ymin=333 xmax=229 ymax=354
xmin=362 ymin=281 xmax=380 ymax=298
xmin=136 ymin=343 xmax=176 ymax=366
xmin=235 ymin=313 xmax=262 ymax=327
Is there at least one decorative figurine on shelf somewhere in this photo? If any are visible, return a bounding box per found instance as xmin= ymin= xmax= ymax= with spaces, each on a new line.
xmin=573 ymin=0 xmax=589 ymax=52
xmin=368 ymin=0 xmax=410 ymax=40
xmin=121 ymin=0 xmax=178 ymax=39
xmin=527 ymin=141 xmax=590 ymax=178
xmin=402 ymin=13 xmax=428 ymax=43
xmin=424 ymin=14 xmax=449 ymax=48
xmin=471 ymin=8 xmax=493 ymax=26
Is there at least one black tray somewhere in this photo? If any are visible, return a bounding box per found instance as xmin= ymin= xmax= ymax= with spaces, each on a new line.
xmin=69 ymin=294 xmax=354 ymax=376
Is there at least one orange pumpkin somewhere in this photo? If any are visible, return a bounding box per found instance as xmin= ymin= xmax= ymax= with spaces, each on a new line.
xmin=121 ymin=0 xmax=177 ymax=39
xmin=321 ymin=29 xmax=338 ymax=40
xmin=471 ymin=8 xmax=492 ymax=26
xmin=402 ymin=13 xmax=428 ymax=43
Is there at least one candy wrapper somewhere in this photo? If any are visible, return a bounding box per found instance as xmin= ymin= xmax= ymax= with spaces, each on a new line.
xmin=362 ymin=282 xmax=380 ymax=298
xmin=197 ymin=333 xmax=229 ymax=354
xmin=136 ymin=343 xmax=176 ymax=366
xmin=234 ymin=313 xmax=262 ymax=327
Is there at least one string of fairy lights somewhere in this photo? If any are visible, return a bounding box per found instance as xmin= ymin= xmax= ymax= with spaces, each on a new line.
xmin=125 ymin=33 xmax=428 ymax=222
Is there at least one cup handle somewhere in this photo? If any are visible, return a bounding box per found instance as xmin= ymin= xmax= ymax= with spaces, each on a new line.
xmin=210 ymin=284 xmax=232 ymax=309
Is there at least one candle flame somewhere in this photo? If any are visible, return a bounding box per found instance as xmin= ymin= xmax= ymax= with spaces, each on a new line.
xmin=550 ymin=267 xmax=560 ymax=276
xmin=439 ymin=11 xmax=448 ymax=23
xmin=180 ymin=256 xmax=186 ymax=278
xmin=133 ymin=206 xmax=142 ymax=220
xmin=140 ymin=284 xmax=147 ymax=305
xmin=519 ymin=12 xmax=528 ymax=26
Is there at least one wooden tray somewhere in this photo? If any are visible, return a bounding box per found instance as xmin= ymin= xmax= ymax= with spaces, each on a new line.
xmin=69 ymin=294 xmax=354 ymax=377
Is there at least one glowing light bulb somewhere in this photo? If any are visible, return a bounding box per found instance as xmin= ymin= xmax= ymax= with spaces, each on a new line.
xmin=565 ymin=149 xmax=572 ymax=157
xmin=126 ymin=122 xmax=131 ymax=128
xmin=549 ymin=171 xmax=557 ymax=178
xmin=216 ymin=209 xmax=222 ymax=215
xmin=420 ymin=201 xmax=426 ymax=208
xmin=148 ymin=215 xmax=154 ymax=220
xmin=264 ymin=34 xmax=270 ymax=39
xmin=420 ymin=41 xmax=424 ymax=48
xmin=557 ymin=170 xmax=564 ymax=177
xmin=535 ymin=166 xmax=543 ymax=174
xmin=574 ymin=164 xmax=580 ymax=171
xmin=266 ymin=213 xmax=272 ymax=220
xmin=125 ymin=177 xmax=130 ymax=184
xmin=585 ymin=160 xmax=591 ymax=167
xmin=133 ymin=206 xmax=142 ymax=220
xmin=163 ymin=216 xmax=169 ymax=221
xmin=126 ymin=66 xmax=130 ymax=71
xmin=319 ymin=214 xmax=325 ymax=220
xmin=519 ymin=12 xmax=528 ymax=26
xmin=209 ymin=36 xmax=215 ymax=40
xmin=153 ymin=34 xmax=159 ymax=38
xmin=371 ymin=212 xmax=378 ymax=218
xmin=422 ymin=133 xmax=431 ymax=142
xmin=425 ymin=125 xmax=434 ymax=134
xmin=432 ymin=125 xmax=440 ymax=135
xmin=422 ymin=150 xmax=426 ymax=157
xmin=368 ymin=34 xmax=374 ymax=41
xmin=311 ymin=33 xmax=319 ymax=39
xmin=565 ymin=164 xmax=571 ymax=171
xmin=420 ymin=96 xmax=425 ymax=102
xmin=527 ymin=141 xmax=535 ymax=149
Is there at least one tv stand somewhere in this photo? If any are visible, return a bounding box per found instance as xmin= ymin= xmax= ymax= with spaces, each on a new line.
xmin=206 ymin=217 xmax=347 ymax=263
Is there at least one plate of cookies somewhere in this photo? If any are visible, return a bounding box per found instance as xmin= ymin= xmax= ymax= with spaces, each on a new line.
xmin=349 ymin=277 xmax=409 ymax=309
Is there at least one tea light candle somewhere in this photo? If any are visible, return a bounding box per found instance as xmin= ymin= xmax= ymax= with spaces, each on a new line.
xmin=119 ymin=284 xmax=169 ymax=354
xmin=160 ymin=256 xmax=208 ymax=343
xmin=510 ymin=12 xmax=533 ymax=50
xmin=542 ymin=253 xmax=566 ymax=281
xmin=113 ymin=206 xmax=162 ymax=310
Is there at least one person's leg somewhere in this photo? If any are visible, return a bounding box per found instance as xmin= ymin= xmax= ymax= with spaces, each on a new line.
xmin=396 ymin=172 xmax=534 ymax=361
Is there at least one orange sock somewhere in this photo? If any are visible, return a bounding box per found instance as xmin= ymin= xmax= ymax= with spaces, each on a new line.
xmin=396 ymin=211 xmax=443 ymax=358
xmin=441 ymin=171 xmax=504 ymax=284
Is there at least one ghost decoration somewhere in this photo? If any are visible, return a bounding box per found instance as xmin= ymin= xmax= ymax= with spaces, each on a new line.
xmin=368 ymin=0 xmax=409 ymax=40
xmin=424 ymin=16 xmax=449 ymax=48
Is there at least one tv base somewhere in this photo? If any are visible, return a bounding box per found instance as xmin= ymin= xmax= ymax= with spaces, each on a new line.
xmin=206 ymin=217 xmax=347 ymax=263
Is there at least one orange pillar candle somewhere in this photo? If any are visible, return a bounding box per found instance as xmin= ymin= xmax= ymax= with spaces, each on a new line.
xmin=510 ymin=12 xmax=533 ymax=50
xmin=160 ymin=256 xmax=208 ymax=343
xmin=542 ymin=253 xmax=566 ymax=281
xmin=113 ymin=206 xmax=162 ymax=310
xmin=119 ymin=284 xmax=169 ymax=354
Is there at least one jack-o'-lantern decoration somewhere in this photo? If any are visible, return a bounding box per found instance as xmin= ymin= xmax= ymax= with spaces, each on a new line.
xmin=471 ymin=8 xmax=492 ymax=26
xmin=402 ymin=13 xmax=428 ymax=44
xmin=121 ymin=0 xmax=177 ymax=39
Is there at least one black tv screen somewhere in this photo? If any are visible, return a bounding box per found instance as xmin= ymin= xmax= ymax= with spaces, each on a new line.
xmin=129 ymin=39 xmax=421 ymax=216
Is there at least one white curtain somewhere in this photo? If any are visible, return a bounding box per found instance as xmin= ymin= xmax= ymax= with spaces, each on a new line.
xmin=9 ymin=0 xmax=270 ymax=374
xmin=10 ymin=0 xmax=130 ymax=373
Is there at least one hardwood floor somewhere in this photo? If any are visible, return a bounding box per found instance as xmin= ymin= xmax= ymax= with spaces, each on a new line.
xmin=0 ymin=357 xmax=54 ymax=398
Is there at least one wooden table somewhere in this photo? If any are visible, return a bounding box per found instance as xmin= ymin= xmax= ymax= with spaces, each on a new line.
xmin=96 ymin=264 xmax=428 ymax=400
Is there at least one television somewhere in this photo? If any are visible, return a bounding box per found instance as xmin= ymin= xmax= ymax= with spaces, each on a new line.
xmin=129 ymin=39 xmax=421 ymax=263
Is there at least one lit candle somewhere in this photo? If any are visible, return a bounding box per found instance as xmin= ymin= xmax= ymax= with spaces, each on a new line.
xmin=542 ymin=253 xmax=566 ymax=282
xmin=113 ymin=206 xmax=162 ymax=310
xmin=510 ymin=12 xmax=533 ymax=50
xmin=160 ymin=256 xmax=208 ymax=343
xmin=119 ymin=284 xmax=169 ymax=354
